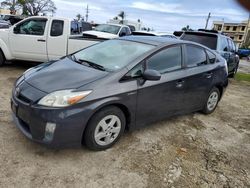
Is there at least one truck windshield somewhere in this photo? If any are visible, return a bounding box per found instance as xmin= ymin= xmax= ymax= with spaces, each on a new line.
xmin=94 ymin=24 xmax=121 ymax=35
xmin=181 ymin=33 xmax=218 ymax=50
xmin=73 ymin=40 xmax=154 ymax=71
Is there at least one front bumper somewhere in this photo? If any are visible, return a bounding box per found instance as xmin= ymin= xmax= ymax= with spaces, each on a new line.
xmin=11 ymin=94 xmax=92 ymax=148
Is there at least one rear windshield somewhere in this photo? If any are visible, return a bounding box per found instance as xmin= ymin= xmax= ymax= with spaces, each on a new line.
xmin=181 ymin=33 xmax=218 ymax=50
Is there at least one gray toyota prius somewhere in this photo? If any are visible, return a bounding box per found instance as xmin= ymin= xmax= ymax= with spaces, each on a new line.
xmin=11 ymin=36 xmax=228 ymax=150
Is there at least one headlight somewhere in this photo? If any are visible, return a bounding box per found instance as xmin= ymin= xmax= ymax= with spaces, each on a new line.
xmin=38 ymin=90 xmax=92 ymax=107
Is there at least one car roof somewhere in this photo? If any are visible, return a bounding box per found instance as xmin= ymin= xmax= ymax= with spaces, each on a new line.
xmin=119 ymin=36 xmax=182 ymax=46
xmin=100 ymin=23 xmax=127 ymax=27
xmin=183 ymin=31 xmax=230 ymax=39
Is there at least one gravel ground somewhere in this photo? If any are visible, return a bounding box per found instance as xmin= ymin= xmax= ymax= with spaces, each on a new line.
xmin=0 ymin=61 xmax=249 ymax=188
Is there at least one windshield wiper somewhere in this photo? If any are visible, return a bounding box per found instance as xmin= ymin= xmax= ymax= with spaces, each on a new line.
xmin=78 ymin=59 xmax=106 ymax=71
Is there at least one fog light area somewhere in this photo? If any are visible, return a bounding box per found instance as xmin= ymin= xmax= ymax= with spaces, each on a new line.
xmin=44 ymin=123 xmax=56 ymax=141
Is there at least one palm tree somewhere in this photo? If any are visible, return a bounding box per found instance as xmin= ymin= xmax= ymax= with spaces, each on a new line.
xmin=118 ymin=11 xmax=125 ymax=24
xmin=76 ymin=14 xmax=82 ymax=21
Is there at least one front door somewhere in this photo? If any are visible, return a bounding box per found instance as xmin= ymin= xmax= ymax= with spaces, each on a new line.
xmin=136 ymin=45 xmax=185 ymax=127
xmin=9 ymin=18 xmax=48 ymax=62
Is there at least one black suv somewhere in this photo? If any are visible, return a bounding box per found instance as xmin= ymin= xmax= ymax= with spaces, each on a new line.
xmin=181 ymin=29 xmax=239 ymax=77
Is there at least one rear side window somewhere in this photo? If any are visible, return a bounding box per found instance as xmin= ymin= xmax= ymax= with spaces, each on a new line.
xmin=51 ymin=20 xmax=64 ymax=37
xmin=181 ymin=33 xmax=217 ymax=50
xmin=185 ymin=45 xmax=207 ymax=67
xmin=206 ymin=50 xmax=216 ymax=64
xmin=147 ymin=45 xmax=182 ymax=73
xmin=218 ymin=37 xmax=229 ymax=52
xmin=228 ymin=39 xmax=236 ymax=52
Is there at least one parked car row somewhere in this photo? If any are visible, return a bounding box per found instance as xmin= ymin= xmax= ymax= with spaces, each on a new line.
xmin=0 ymin=14 xmax=23 ymax=28
xmin=0 ymin=16 xmax=183 ymax=66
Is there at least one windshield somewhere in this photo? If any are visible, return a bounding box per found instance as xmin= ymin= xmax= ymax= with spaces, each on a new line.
xmin=181 ymin=33 xmax=218 ymax=50
xmin=73 ymin=40 xmax=154 ymax=71
xmin=94 ymin=24 xmax=121 ymax=35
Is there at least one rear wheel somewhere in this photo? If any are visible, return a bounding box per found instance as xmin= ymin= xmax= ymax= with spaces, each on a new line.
xmin=202 ymin=88 xmax=220 ymax=114
xmin=83 ymin=106 xmax=126 ymax=151
xmin=0 ymin=50 xmax=5 ymax=66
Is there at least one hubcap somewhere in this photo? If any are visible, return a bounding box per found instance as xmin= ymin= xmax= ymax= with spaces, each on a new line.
xmin=94 ymin=115 xmax=121 ymax=146
xmin=207 ymin=91 xmax=219 ymax=111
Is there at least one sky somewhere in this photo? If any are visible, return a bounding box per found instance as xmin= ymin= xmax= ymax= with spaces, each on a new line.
xmin=18 ymin=0 xmax=250 ymax=32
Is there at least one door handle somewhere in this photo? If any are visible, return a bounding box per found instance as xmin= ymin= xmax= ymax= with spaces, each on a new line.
xmin=176 ymin=80 xmax=184 ymax=88
xmin=37 ymin=39 xmax=46 ymax=42
xmin=205 ymin=72 xmax=213 ymax=79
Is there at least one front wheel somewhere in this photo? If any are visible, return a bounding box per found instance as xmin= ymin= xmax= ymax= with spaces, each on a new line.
xmin=83 ymin=106 xmax=126 ymax=151
xmin=202 ymin=88 xmax=220 ymax=114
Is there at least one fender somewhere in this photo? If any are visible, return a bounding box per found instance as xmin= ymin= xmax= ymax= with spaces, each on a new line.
xmin=0 ymin=38 xmax=13 ymax=60
xmin=79 ymin=96 xmax=137 ymax=140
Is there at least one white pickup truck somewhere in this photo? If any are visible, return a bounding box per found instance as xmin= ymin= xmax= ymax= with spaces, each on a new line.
xmin=0 ymin=16 xmax=104 ymax=66
xmin=83 ymin=24 xmax=132 ymax=39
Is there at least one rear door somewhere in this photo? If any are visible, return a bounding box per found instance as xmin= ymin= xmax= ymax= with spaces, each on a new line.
xmin=47 ymin=19 xmax=68 ymax=60
xmin=181 ymin=44 xmax=214 ymax=111
xmin=227 ymin=38 xmax=238 ymax=71
xmin=9 ymin=18 xmax=48 ymax=62
xmin=136 ymin=45 xmax=186 ymax=126
xmin=217 ymin=36 xmax=233 ymax=72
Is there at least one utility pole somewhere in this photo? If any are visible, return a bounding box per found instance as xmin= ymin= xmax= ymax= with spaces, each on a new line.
xmin=205 ymin=12 xmax=211 ymax=29
xmin=243 ymin=13 xmax=250 ymax=47
xmin=85 ymin=4 xmax=89 ymax=22
xmin=221 ymin=18 xmax=224 ymax=32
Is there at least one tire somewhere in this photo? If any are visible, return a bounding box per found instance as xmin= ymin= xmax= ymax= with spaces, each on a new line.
xmin=0 ymin=50 xmax=5 ymax=66
xmin=202 ymin=88 xmax=220 ymax=114
xmin=83 ymin=106 xmax=126 ymax=151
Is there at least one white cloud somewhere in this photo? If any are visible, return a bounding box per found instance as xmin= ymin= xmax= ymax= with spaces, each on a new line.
xmin=131 ymin=2 xmax=187 ymax=14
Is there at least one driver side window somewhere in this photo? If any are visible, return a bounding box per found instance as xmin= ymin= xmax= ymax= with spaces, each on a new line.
xmin=14 ymin=19 xmax=47 ymax=36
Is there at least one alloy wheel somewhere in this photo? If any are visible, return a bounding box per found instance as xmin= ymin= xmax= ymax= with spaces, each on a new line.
xmin=94 ymin=115 xmax=121 ymax=146
xmin=207 ymin=91 xmax=219 ymax=111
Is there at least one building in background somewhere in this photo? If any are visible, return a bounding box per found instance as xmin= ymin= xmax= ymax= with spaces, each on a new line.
xmin=213 ymin=20 xmax=250 ymax=48
xmin=0 ymin=9 xmax=11 ymax=15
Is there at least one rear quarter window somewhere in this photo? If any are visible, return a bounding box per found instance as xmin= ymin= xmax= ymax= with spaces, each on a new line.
xmin=185 ymin=45 xmax=207 ymax=67
xmin=206 ymin=50 xmax=216 ymax=64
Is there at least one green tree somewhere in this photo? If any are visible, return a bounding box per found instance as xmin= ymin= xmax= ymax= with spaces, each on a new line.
xmin=22 ymin=0 xmax=56 ymax=16
xmin=1 ymin=0 xmax=56 ymax=16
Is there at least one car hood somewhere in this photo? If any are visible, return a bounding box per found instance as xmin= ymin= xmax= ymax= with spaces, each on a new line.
xmin=83 ymin=30 xmax=118 ymax=39
xmin=24 ymin=58 xmax=108 ymax=93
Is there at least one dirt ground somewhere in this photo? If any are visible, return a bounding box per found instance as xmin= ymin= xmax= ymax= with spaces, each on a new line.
xmin=0 ymin=61 xmax=250 ymax=188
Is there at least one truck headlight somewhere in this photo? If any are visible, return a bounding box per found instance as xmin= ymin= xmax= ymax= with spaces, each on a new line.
xmin=38 ymin=90 xmax=92 ymax=107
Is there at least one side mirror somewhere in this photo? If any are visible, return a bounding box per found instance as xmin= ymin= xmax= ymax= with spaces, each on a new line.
xmin=13 ymin=26 xmax=19 ymax=34
xmin=223 ymin=47 xmax=228 ymax=52
xmin=143 ymin=69 xmax=161 ymax=81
